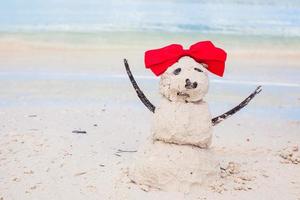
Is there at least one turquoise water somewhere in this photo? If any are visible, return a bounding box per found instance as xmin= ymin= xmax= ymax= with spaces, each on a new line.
xmin=1 ymin=0 xmax=300 ymax=37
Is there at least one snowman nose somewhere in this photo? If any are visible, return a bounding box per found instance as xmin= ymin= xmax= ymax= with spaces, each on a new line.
xmin=185 ymin=79 xmax=198 ymax=89
xmin=193 ymin=82 xmax=198 ymax=88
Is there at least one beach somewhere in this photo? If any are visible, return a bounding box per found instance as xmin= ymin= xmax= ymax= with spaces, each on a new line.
xmin=0 ymin=106 xmax=300 ymax=200
xmin=0 ymin=31 xmax=299 ymax=199
xmin=1 ymin=0 xmax=300 ymax=199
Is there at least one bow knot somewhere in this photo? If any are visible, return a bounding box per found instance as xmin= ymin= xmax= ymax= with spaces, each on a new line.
xmin=144 ymin=41 xmax=227 ymax=77
xmin=182 ymin=49 xmax=191 ymax=56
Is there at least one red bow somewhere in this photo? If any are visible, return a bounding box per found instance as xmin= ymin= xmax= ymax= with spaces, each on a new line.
xmin=145 ymin=41 xmax=227 ymax=77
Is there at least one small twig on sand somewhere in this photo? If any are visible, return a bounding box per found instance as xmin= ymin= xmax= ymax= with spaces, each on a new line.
xmin=72 ymin=130 xmax=87 ymax=134
xmin=220 ymin=167 xmax=226 ymax=171
xmin=116 ymin=149 xmax=137 ymax=153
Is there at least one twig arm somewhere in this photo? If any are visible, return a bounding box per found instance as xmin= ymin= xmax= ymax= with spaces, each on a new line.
xmin=212 ymin=86 xmax=262 ymax=126
xmin=124 ymin=59 xmax=156 ymax=113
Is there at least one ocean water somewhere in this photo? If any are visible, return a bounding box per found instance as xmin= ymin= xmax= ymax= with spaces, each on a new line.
xmin=0 ymin=0 xmax=300 ymax=37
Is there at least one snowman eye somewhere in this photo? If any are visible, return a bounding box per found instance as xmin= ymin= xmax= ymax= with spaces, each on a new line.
xmin=194 ymin=68 xmax=203 ymax=73
xmin=173 ymin=68 xmax=181 ymax=75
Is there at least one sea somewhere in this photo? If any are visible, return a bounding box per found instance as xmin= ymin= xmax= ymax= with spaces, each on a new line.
xmin=0 ymin=0 xmax=299 ymax=36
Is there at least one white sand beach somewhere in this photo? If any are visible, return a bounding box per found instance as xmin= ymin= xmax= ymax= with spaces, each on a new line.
xmin=0 ymin=104 xmax=300 ymax=199
xmin=0 ymin=32 xmax=300 ymax=199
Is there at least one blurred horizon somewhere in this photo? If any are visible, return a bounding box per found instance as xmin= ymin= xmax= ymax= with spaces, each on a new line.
xmin=0 ymin=0 xmax=299 ymax=38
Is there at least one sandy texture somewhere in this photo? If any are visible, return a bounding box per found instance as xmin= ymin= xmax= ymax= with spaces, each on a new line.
xmin=159 ymin=57 xmax=209 ymax=103
xmin=129 ymin=140 xmax=219 ymax=192
xmin=279 ymin=145 xmax=300 ymax=164
xmin=153 ymin=98 xmax=212 ymax=148
xmin=153 ymin=56 xmax=212 ymax=148
xmin=129 ymin=55 xmax=215 ymax=191
xmin=0 ymin=106 xmax=300 ymax=200
xmin=210 ymin=161 xmax=256 ymax=193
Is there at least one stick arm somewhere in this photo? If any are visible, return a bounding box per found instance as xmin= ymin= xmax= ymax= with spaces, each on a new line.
xmin=124 ymin=59 xmax=156 ymax=113
xmin=212 ymin=86 xmax=262 ymax=126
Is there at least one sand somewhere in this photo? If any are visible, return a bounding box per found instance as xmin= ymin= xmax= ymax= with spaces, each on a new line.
xmin=1 ymin=106 xmax=300 ymax=200
xmin=158 ymin=57 xmax=209 ymax=103
xmin=0 ymin=36 xmax=300 ymax=199
xmin=128 ymin=140 xmax=219 ymax=192
xmin=153 ymin=98 xmax=212 ymax=148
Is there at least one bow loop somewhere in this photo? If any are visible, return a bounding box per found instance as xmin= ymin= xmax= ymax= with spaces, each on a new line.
xmin=144 ymin=41 xmax=227 ymax=77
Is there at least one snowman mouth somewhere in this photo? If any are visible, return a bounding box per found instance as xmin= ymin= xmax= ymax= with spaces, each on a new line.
xmin=177 ymin=92 xmax=190 ymax=97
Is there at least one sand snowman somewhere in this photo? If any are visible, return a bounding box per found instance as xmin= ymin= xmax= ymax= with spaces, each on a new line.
xmin=124 ymin=41 xmax=261 ymax=192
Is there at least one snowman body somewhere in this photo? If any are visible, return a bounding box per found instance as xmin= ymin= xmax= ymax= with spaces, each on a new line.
xmin=153 ymin=98 xmax=212 ymax=148
xmin=129 ymin=57 xmax=219 ymax=192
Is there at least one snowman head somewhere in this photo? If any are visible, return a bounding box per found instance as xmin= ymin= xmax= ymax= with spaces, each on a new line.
xmin=159 ymin=56 xmax=209 ymax=103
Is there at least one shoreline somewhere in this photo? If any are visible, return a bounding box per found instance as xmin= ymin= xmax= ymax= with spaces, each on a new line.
xmin=1 ymin=31 xmax=300 ymax=50
xmin=0 ymin=71 xmax=300 ymax=88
